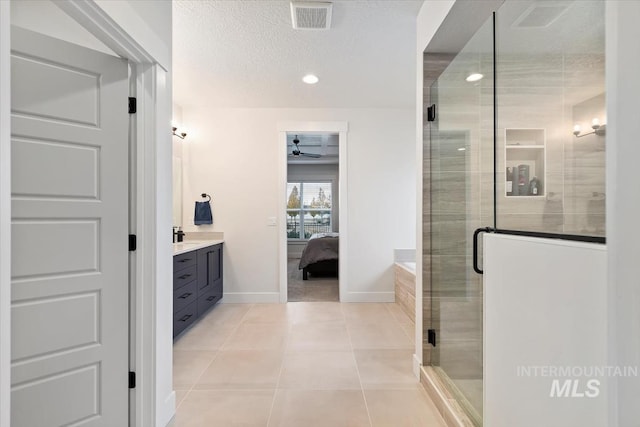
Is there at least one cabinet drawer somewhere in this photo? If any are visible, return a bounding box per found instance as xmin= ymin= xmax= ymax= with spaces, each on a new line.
xmin=173 ymin=252 xmax=197 ymax=270
xmin=173 ymin=265 xmax=197 ymax=290
xmin=173 ymin=280 xmax=197 ymax=313
xmin=173 ymin=301 xmax=198 ymax=338
xmin=197 ymin=285 xmax=222 ymax=317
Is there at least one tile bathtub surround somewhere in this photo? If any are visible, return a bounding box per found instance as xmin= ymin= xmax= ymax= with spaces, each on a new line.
xmin=170 ymin=302 xmax=446 ymax=427
xmin=394 ymin=264 xmax=416 ymax=324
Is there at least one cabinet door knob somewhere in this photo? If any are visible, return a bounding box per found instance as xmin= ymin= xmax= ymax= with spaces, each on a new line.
xmin=207 ymin=296 xmax=216 ymax=301
xmin=179 ymin=314 xmax=192 ymax=322
xmin=178 ymin=292 xmax=192 ymax=299
xmin=178 ymin=274 xmax=192 ymax=280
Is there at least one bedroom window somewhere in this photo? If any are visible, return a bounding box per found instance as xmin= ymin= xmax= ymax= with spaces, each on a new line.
xmin=286 ymin=182 xmax=332 ymax=239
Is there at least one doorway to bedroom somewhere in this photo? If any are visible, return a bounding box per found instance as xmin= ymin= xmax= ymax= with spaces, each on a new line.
xmin=285 ymin=133 xmax=340 ymax=302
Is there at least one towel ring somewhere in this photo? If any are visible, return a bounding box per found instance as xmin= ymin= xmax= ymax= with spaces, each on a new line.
xmin=201 ymin=193 xmax=212 ymax=202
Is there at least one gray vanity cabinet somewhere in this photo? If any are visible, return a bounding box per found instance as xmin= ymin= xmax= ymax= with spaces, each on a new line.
xmin=197 ymin=244 xmax=223 ymax=316
xmin=173 ymin=243 xmax=223 ymax=338
xmin=173 ymin=252 xmax=199 ymax=337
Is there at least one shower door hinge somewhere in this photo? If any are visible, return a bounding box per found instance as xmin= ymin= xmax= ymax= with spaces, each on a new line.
xmin=427 ymin=104 xmax=436 ymax=122
xmin=427 ymin=329 xmax=436 ymax=347
xmin=129 ymin=234 xmax=137 ymax=251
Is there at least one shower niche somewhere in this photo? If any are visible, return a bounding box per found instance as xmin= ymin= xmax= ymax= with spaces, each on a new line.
xmin=504 ymin=128 xmax=545 ymax=197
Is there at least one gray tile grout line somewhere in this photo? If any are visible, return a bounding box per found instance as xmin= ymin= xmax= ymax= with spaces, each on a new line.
xmin=342 ymin=303 xmax=375 ymax=427
xmin=173 ymin=303 xmax=256 ymax=412
xmin=174 ymin=302 xmax=418 ymax=425
xmin=266 ymin=304 xmax=297 ymax=427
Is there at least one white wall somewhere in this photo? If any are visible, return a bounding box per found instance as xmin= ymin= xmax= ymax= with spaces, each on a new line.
xmin=10 ymin=0 xmax=117 ymax=56
xmin=484 ymin=234 xmax=607 ymax=427
xmin=606 ymin=2 xmax=640 ymax=425
xmin=94 ymin=0 xmax=171 ymax=70
xmin=181 ymin=107 xmax=415 ymax=302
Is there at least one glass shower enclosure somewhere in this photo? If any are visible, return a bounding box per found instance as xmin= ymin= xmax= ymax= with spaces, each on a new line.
xmin=423 ymin=1 xmax=605 ymax=424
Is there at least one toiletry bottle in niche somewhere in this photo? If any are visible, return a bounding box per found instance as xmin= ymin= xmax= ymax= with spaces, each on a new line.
xmin=506 ymin=167 xmax=514 ymax=196
xmin=529 ymin=177 xmax=540 ymax=196
xmin=517 ymin=165 xmax=530 ymax=195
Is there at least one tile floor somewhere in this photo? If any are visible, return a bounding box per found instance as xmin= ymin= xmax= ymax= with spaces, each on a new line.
xmin=169 ymin=302 xmax=446 ymax=427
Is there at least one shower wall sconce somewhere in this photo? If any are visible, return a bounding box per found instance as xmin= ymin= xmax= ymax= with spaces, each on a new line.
xmin=573 ymin=118 xmax=606 ymax=138
xmin=172 ymin=126 xmax=187 ymax=139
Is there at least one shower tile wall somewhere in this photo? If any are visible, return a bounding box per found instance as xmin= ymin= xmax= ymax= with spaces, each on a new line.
xmin=494 ymin=18 xmax=606 ymax=237
xmin=565 ymin=92 xmax=606 ymax=236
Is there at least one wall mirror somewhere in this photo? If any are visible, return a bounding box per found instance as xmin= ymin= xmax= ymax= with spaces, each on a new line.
xmin=172 ymin=155 xmax=182 ymax=227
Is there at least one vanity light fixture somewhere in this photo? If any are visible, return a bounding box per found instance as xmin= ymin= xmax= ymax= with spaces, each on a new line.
xmin=172 ymin=126 xmax=187 ymax=140
xmin=466 ymin=73 xmax=484 ymax=82
xmin=573 ymin=118 xmax=606 ymax=138
xmin=302 ymin=74 xmax=319 ymax=84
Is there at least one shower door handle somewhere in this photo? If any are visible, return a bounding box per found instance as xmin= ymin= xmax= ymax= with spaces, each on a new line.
xmin=473 ymin=227 xmax=493 ymax=274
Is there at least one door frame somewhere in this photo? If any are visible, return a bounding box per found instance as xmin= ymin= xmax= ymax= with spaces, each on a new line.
xmin=0 ymin=2 xmax=11 ymax=426
xmin=0 ymin=2 xmax=171 ymax=426
xmin=277 ymin=121 xmax=348 ymax=303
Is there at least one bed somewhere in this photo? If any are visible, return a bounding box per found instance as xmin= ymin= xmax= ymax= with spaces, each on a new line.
xmin=298 ymin=232 xmax=339 ymax=280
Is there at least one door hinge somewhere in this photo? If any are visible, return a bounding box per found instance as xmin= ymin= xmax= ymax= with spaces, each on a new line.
xmin=427 ymin=104 xmax=436 ymax=122
xmin=129 ymin=234 xmax=137 ymax=251
xmin=427 ymin=329 xmax=436 ymax=347
xmin=128 ymin=97 xmax=137 ymax=114
xmin=129 ymin=371 xmax=136 ymax=389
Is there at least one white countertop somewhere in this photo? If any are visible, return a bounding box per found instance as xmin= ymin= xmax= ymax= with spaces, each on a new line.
xmin=173 ymin=239 xmax=224 ymax=256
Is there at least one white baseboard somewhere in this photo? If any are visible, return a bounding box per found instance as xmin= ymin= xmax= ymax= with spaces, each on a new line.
xmin=341 ymin=291 xmax=395 ymax=303
xmin=221 ymin=292 xmax=281 ymax=303
xmin=413 ymin=353 xmax=422 ymax=379
xmin=222 ymin=291 xmax=394 ymax=304
xmin=159 ymin=391 xmax=176 ymax=427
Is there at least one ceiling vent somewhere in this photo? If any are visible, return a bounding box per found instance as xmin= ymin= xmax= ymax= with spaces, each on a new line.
xmin=512 ymin=2 xmax=571 ymax=28
xmin=290 ymin=1 xmax=332 ymax=30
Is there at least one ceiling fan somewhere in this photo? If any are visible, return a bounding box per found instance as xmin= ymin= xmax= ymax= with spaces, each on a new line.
xmin=290 ymin=135 xmax=321 ymax=158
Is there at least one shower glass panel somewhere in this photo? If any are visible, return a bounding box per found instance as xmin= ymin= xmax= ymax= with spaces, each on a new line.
xmin=428 ymin=15 xmax=494 ymax=423
xmin=495 ymin=1 xmax=605 ymax=236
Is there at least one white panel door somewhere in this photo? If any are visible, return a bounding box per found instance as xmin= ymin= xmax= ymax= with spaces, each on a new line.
xmin=10 ymin=27 xmax=129 ymax=427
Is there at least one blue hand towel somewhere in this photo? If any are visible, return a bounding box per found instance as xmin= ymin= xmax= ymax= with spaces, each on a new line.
xmin=194 ymin=201 xmax=213 ymax=225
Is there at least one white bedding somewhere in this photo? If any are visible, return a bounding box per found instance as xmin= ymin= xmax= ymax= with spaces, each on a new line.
xmin=309 ymin=232 xmax=339 ymax=240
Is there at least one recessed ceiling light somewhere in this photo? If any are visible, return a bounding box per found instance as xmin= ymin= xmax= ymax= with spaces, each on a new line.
xmin=457 ymin=147 xmax=466 ymax=151
xmin=466 ymin=73 xmax=483 ymax=82
xmin=302 ymin=74 xmax=319 ymax=84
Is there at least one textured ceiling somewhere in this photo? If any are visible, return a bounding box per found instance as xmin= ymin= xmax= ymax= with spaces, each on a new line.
xmin=172 ymin=0 xmax=423 ymax=109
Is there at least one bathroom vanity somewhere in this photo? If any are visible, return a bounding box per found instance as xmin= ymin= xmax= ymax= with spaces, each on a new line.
xmin=173 ymin=240 xmax=224 ymax=338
